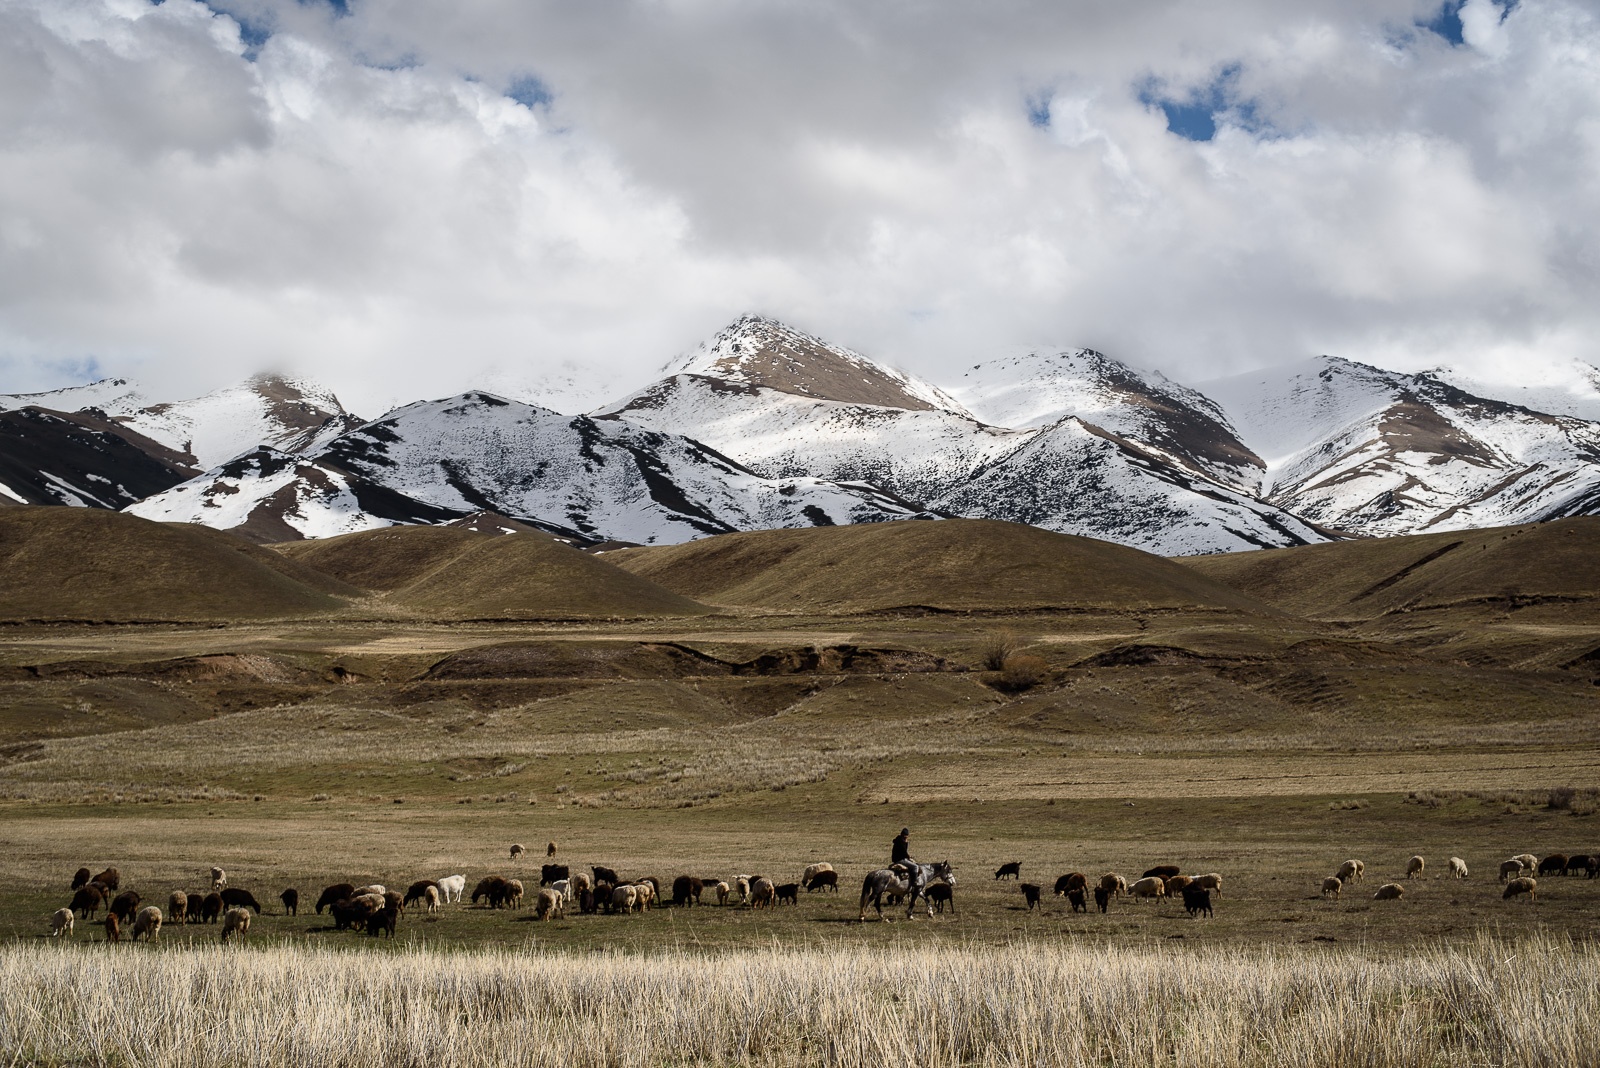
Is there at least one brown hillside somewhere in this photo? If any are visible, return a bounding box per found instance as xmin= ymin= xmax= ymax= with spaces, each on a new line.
xmin=604 ymin=519 xmax=1276 ymax=614
xmin=0 ymin=509 xmax=350 ymax=621
xmin=297 ymin=527 xmax=712 ymax=619
xmin=1178 ymin=517 xmax=1600 ymax=619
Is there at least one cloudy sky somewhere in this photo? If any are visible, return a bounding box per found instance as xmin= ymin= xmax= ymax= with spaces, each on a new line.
xmin=0 ymin=0 xmax=1595 ymax=413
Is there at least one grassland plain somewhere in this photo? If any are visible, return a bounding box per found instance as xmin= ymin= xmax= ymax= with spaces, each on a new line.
xmin=6 ymin=512 xmax=1600 ymax=1062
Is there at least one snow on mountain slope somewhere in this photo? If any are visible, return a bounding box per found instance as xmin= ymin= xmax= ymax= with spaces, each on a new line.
xmin=934 ymin=417 xmax=1326 ymax=555
xmin=1425 ymin=360 xmax=1600 ymax=424
xmin=0 ymin=378 xmax=148 ymax=417
xmin=599 ymin=373 xmax=1026 ymax=507
xmin=120 ymin=375 xmax=361 ymax=468
xmin=0 ymin=407 xmax=192 ymax=508
xmin=1200 ymin=356 xmax=1600 ymax=536
xmin=137 ymin=392 xmax=926 ymax=544
xmin=126 ymin=448 xmax=462 ymax=543
xmin=951 ymin=349 xmax=1264 ymax=493
xmin=666 ymin=315 xmax=971 ymax=415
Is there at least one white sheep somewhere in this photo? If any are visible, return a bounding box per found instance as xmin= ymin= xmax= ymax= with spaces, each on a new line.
xmin=633 ymin=881 xmax=655 ymax=911
xmin=437 ymin=875 xmax=466 ymax=903
xmin=354 ymin=884 xmax=386 ymax=898
xmin=131 ymin=905 xmax=163 ymax=942
xmin=1373 ymin=883 xmax=1404 ymax=900
xmin=1511 ymin=853 xmax=1538 ymax=874
xmin=1499 ymin=859 xmax=1524 ymax=883
xmin=801 ymin=862 xmax=835 ymax=885
xmin=712 ymin=880 xmax=730 ymax=905
xmin=549 ymin=878 xmax=571 ymax=903
xmin=1336 ymin=859 xmax=1365 ymax=883
xmin=49 ymin=907 xmax=74 ymax=937
xmin=1192 ymin=873 xmax=1223 ymax=896
xmin=505 ymin=879 xmax=525 ymax=908
xmin=423 ymin=885 xmax=441 ymax=913
xmin=570 ymin=872 xmax=593 ymax=897
xmin=611 ymin=885 xmax=638 ymax=914
xmin=535 ymin=888 xmax=563 ymax=920
xmin=221 ymin=907 xmax=251 ymax=943
xmin=1321 ymin=876 xmax=1342 ymax=899
xmin=210 ymin=867 xmax=226 ymax=891
xmin=1448 ymin=857 xmax=1468 ymax=879
xmin=1129 ymin=877 xmax=1166 ymax=899
xmin=733 ymin=876 xmax=752 ymax=904
xmin=1406 ymin=856 xmax=1425 ymax=879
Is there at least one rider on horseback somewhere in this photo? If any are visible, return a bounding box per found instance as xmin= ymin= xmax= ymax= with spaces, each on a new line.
xmin=890 ymin=827 xmax=913 ymax=875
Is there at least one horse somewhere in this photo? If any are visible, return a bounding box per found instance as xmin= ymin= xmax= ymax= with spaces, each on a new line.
xmin=859 ymin=860 xmax=954 ymax=921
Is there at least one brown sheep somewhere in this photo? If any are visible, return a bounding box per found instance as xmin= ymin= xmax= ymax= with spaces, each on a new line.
xmin=801 ymin=863 xmax=835 ymax=885
xmin=130 ymin=905 xmax=162 ymax=942
xmin=70 ymin=885 xmax=104 ymax=920
xmin=1142 ymin=865 xmax=1180 ymax=880
xmin=547 ymin=841 xmax=557 ymax=857
xmin=1503 ymin=877 xmax=1537 ymax=901
xmin=71 ymin=867 xmax=92 ymax=891
xmin=1093 ymin=886 xmax=1110 ymax=913
xmin=510 ymin=843 xmax=526 ymax=861
xmin=749 ymin=877 xmax=776 ymax=909
xmin=102 ymin=913 xmax=120 ymax=943
xmin=221 ymin=907 xmax=251 ymax=943
xmin=1321 ymin=876 xmax=1343 ymax=898
xmin=219 ymin=888 xmax=261 ymax=914
xmin=806 ymin=870 xmax=839 ymax=893
xmin=403 ymin=880 xmax=438 ymax=907
xmin=366 ymin=905 xmax=399 ymax=938
xmin=92 ymin=868 xmax=120 ymax=894
xmin=1164 ymin=875 xmax=1194 ymax=896
xmin=1066 ymin=887 xmax=1087 ymax=913
xmin=168 ymin=891 xmax=188 ymax=925
xmin=316 ymin=884 xmax=356 ymax=914
xmin=1373 ymin=883 xmax=1405 ymax=900
xmin=928 ymin=882 xmax=957 ymax=915
xmin=1054 ymin=872 xmax=1087 ymax=897
xmin=1020 ymin=883 xmax=1042 ymax=909
xmin=109 ymin=891 xmax=141 ymax=925
xmin=1099 ymin=873 xmax=1127 ymax=897
xmin=1538 ymin=854 xmax=1568 ymax=877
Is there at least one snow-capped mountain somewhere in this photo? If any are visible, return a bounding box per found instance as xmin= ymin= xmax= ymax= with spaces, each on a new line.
xmin=1424 ymin=360 xmax=1600 ymax=424
xmin=0 ymin=406 xmax=193 ymax=508
xmin=601 ymin=320 xmax=1323 ymax=554
xmin=949 ymin=349 xmax=1264 ymax=493
xmin=131 ymin=392 xmax=927 ymax=544
xmin=1201 ymin=356 xmax=1600 ymax=536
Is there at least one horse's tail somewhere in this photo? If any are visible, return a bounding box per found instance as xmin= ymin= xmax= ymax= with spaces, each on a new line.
xmin=859 ymin=873 xmax=878 ymax=921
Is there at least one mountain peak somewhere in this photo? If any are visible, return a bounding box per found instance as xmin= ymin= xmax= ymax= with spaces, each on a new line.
xmin=667 ymin=315 xmax=968 ymax=414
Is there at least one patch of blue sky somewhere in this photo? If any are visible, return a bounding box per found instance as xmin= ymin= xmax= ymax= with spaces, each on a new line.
xmin=1136 ymin=64 xmax=1274 ymax=143
xmin=508 ymin=76 xmax=554 ymax=111
xmin=1416 ymin=0 xmax=1518 ymax=47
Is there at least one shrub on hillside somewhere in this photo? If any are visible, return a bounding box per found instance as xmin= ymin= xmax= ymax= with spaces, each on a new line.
xmin=998 ymin=655 xmax=1051 ymax=692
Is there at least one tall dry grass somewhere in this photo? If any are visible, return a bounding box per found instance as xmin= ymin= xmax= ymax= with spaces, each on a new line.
xmin=2 ymin=935 xmax=1595 ymax=1067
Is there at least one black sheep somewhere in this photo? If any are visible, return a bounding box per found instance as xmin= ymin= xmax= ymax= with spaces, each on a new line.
xmin=71 ymin=867 xmax=92 ymax=891
xmin=1094 ymin=886 xmax=1111 ymax=913
xmin=1142 ymin=865 xmax=1181 ymax=880
xmin=1182 ymin=885 xmax=1213 ymax=918
xmin=280 ymin=888 xmax=299 ymax=916
xmin=1067 ymin=887 xmax=1088 ymax=913
xmin=220 ymin=888 xmax=261 ymax=913
xmin=592 ymin=865 xmax=621 ymax=886
xmin=200 ymin=893 xmax=223 ymax=923
xmin=775 ymin=883 xmax=800 ymax=906
xmin=995 ymin=862 xmax=1022 ymax=880
xmin=928 ymin=882 xmax=956 ymax=915
xmin=109 ymin=891 xmax=141 ymax=924
xmin=1020 ymin=883 xmax=1042 ymax=909
xmin=316 ymin=884 xmax=357 ymax=914
xmin=671 ymin=875 xmax=703 ymax=906
xmin=1054 ymin=873 xmax=1087 ymax=896
xmin=540 ymin=864 xmax=569 ymax=887
xmin=70 ymin=885 xmax=104 ymax=919
xmin=403 ymin=880 xmax=437 ymax=907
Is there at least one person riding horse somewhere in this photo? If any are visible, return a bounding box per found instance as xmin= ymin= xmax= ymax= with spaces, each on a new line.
xmin=891 ymin=827 xmax=913 ymax=873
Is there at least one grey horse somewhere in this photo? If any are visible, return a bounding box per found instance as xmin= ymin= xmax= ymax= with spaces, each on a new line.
xmin=859 ymin=860 xmax=954 ymax=921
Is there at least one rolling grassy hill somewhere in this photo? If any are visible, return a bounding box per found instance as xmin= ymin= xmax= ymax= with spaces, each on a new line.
xmin=605 ymin=518 xmax=1277 ymax=614
xmin=1178 ymin=517 xmax=1600 ymax=620
xmin=0 ymin=508 xmax=353 ymax=621
xmin=278 ymin=525 xmax=709 ymax=620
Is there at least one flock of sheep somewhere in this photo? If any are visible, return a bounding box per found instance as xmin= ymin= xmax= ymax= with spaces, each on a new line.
xmin=43 ymin=845 xmax=1597 ymax=942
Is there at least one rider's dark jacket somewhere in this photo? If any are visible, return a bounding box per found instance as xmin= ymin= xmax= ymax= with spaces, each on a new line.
xmin=891 ymin=833 xmax=911 ymax=865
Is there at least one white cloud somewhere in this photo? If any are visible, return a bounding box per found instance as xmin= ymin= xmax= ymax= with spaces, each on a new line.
xmin=0 ymin=0 xmax=1595 ymax=413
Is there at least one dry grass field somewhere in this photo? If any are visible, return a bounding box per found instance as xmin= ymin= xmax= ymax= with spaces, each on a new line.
xmin=5 ymin=511 xmax=1600 ymax=1060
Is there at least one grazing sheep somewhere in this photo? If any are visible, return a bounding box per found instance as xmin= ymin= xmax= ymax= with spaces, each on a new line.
xmin=928 ymin=882 xmax=957 ymax=915
xmin=471 ymin=876 xmax=513 ymax=908
xmin=367 ymin=905 xmax=399 ymax=938
xmin=316 ymin=884 xmax=357 ymax=914
xmin=547 ymin=841 xmax=557 ymax=857
xmin=1499 ymin=859 xmax=1524 ymax=883
xmin=437 ymin=875 xmax=466 ymax=903
xmin=1538 ymin=854 xmax=1568 ymax=877
xmin=50 ymin=907 xmax=74 ymax=937
xmin=749 ymin=877 xmax=776 ymax=909
xmin=1321 ymin=876 xmax=1343 ymax=899
xmin=1054 ymin=873 xmax=1088 ymax=897
xmin=549 ymin=879 xmax=571 ymax=904
xmin=71 ymin=867 xmax=91 ymax=891
xmin=1406 ymin=856 xmax=1425 ymax=879
xmin=672 ymin=875 xmax=704 ymax=907
xmin=806 ymin=870 xmax=839 ymax=893
xmin=210 ymin=867 xmax=226 ymax=891
xmin=995 ymin=862 xmax=1022 ymax=881
xmin=131 ymin=906 xmax=162 ymax=942
xmin=1503 ymin=877 xmax=1537 ymax=901
xmin=569 ymin=871 xmax=592 ymax=896
xmin=383 ymin=891 xmax=405 ymax=913
xmin=102 ymin=914 xmax=119 ymax=943
xmin=1564 ymin=855 xmax=1591 ymax=876
xmin=711 ymin=881 xmax=731 ymax=906
xmin=733 ymin=876 xmax=751 ymax=904
xmin=1336 ymin=859 xmax=1364 ymax=883
xmin=633 ymin=882 xmax=655 ymax=911
xmin=1448 ymin=857 xmax=1469 ymax=879
xmin=109 ymin=891 xmax=141 ymax=925
xmin=220 ymin=888 xmax=261 ymax=914
xmin=540 ymin=864 xmax=569 ymax=887
xmin=1182 ymin=886 xmax=1213 ymax=918
xmin=70 ymin=885 xmax=104 ymax=920
xmin=1099 ymin=873 xmax=1127 ymax=897
xmin=593 ymin=865 xmax=621 ymax=886
xmin=92 ymin=868 xmax=120 ymax=894
xmin=609 ymin=885 xmax=638 ymax=914
xmin=1373 ymin=883 xmax=1405 ymax=901
xmin=1066 ymin=887 xmax=1087 ymax=913
xmin=801 ymin=863 xmax=835 ymax=885
xmin=1129 ymin=877 xmax=1166 ymax=899
xmin=200 ymin=893 xmax=223 ymax=924
xmin=403 ymin=880 xmax=438 ymax=907
xmin=1164 ymin=875 xmax=1194 ymax=896
xmin=1589 ymin=857 xmax=1599 ymax=880
xmin=423 ymin=885 xmax=440 ymax=912
xmin=506 ymin=880 xmax=526 ymax=909
xmin=1511 ymin=853 xmax=1538 ymax=874
xmin=1020 ymin=883 xmax=1042 ymax=910
xmin=1142 ymin=865 xmax=1180 ymax=881
xmin=1093 ymin=886 xmax=1110 ymax=913
xmin=353 ymin=884 xmax=386 ymax=898
xmin=221 ymin=907 xmax=251 ymax=943
xmin=331 ymin=898 xmax=379 ymax=931
xmin=510 ymin=844 xmax=526 ymax=861
xmin=280 ymin=888 xmax=299 ymax=915
xmin=168 ymin=891 xmax=188 ymax=925
xmin=1192 ymin=873 xmax=1223 ymax=896
xmin=775 ymin=883 xmax=800 ymax=906
xmin=535 ymin=888 xmax=563 ymax=921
